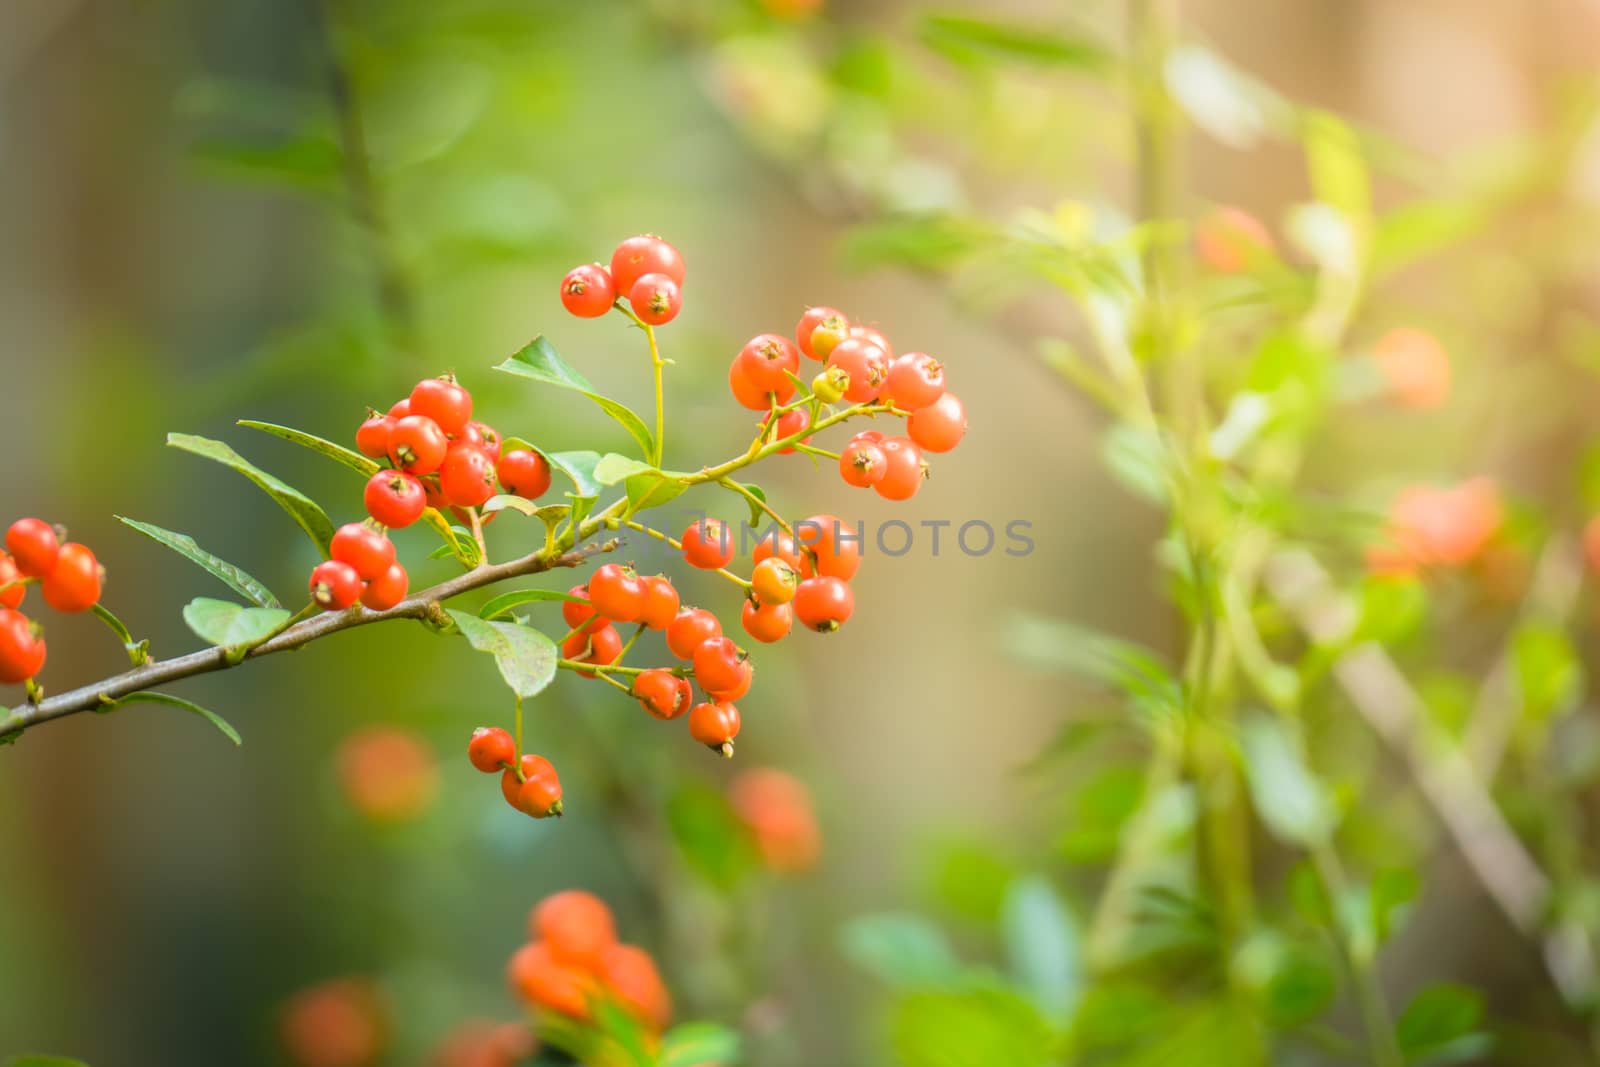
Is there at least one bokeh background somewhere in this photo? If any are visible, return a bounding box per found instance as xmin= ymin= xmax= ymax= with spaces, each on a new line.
xmin=4 ymin=0 xmax=1600 ymax=1064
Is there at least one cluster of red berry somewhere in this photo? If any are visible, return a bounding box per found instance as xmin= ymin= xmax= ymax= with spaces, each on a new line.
xmin=467 ymin=725 xmax=564 ymax=819
xmin=507 ymin=890 xmax=670 ymax=1033
xmin=560 ymin=234 xmax=686 ymax=326
xmin=730 ymin=309 xmax=967 ymax=500
xmin=307 ymin=375 xmax=554 ymax=613
xmin=0 ymin=518 xmax=104 ymax=684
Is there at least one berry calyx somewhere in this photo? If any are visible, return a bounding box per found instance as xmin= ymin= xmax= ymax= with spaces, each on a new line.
xmin=688 ymin=701 xmax=741 ymax=756
xmin=560 ymin=264 xmax=617 ymax=318
xmin=610 ymin=235 xmax=685 ymax=294
xmin=634 ymin=668 xmax=692 ymax=721
xmin=666 ymin=608 xmax=721 ymax=660
xmin=0 ymin=609 xmax=46 ymax=684
xmin=628 ymin=273 xmax=681 ymax=326
xmin=682 ymin=519 xmax=734 ymax=570
xmin=6 ymin=519 xmax=59 ymax=578
xmin=364 ymin=471 xmax=428 ymax=528
xmin=825 ymin=338 xmax=889 ymax=403
xmin=906 ymin=392 xmax=966 ymax=453
xmin=439 ymin=444 xmax=498 ymax=508
xmin=409 ymin=375 xmax=473 ymax=437
xmin=588 ymin=563 xmax=646 ymax=624
xmin=388 ymin=414 xmax=450 ymax=475
xmin=360 ymin=563 xmax=408 ymax=611
xmin=468 ymin=726 xmax=516 ymax=773
xmin=741 ymin=599 xmax=793 ymax=643
xmin=812 ymin=365 xmax=849 ymax=404
xmin=330 ymin=523 xmax=396 ymax=582
xmin=41 ymin=542 xmax=102 ymax=613
xmin=792 ymin=576 xmax=854 ymax=633
xmin=498 ymin=449 xmax=552 ymax=499
xmin=839 ymin=439 xmax=887 ymax=488
xmin=310 ymin=560 xmax=362 ymax=611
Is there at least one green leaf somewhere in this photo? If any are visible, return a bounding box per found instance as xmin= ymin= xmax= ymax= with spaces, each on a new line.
xmin=1371 ymin=867 xmax=1421 ymax=945
xmin=495 ymin=337 xmax=654 ymax=458
xmin=1102 ymin=423 xmax=1169 ymax=505
xmin=1396 ymin=984 xmax=1489 ymax=1065
xmin=117 ymin=517 xmax=282 ymax=608
xmin=1005 ymin=614 xmax=1182 ymax=721
xmin=918 ymin=13 xmax=1113 ymax=71
xmin=167 ymin=433 xmax=335 ymax=553
xmin=479 ymin=588 xmax=585 ymax=621
xmin=92 ymin=603 xmax=149 ymax=665
xmin=446 ymin=610 xmax=557 ymax=699
xmin=889 ymin=985 xmax=1057 ymax=1067
xmin=729 ymin=481 xmax=770 ymax=529
xmin=547 ymin=449 xmax=605 ymax=499
xmin=1303 ymin=110 xmax=1372 ymax=225
xmin=182 ymin=598 xmax=292 ymax=649
xmin=236 ymin=420 xmax=380 ymax=477
xmin=666 ymin=780 xmax=757 ymax=889
xmin=594 ymin=453 xmax=691 ymax=512
xmin=840 ymin=215 xmax=993 ymax=273
xmin=1241 ymin=716 xmax=1334 ymax=847
xmin=1512 ymin=622 xmax=1583 ymax=722
xmin=106 ymin=691 xmax=242 ymax=746
xmin=658 ymin=1023 xmax=742 ymax=1067
xmin=1001 ymin=876 xmax=1081 ymax=1020
xmin=840 ymin=913 xmax=964 ymax=989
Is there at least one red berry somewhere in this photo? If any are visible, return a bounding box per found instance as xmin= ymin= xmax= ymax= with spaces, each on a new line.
xmin=635 ymin=668 xmax=692 ymax=720
xmin=839 ymin=439 xmax=887 ymax=488
xmin=666 ymin=608 xmax=721 ymax=660
xmin=797 ymin=306 xmax=849 ymax=361
xmin=825 ymin=338 xmax=889 ymax=403
xmin=562 ymin=624 xmax=623 ymax=678
xmin=640 ymin=576 xmax=679 ymax=630
xmin=534 ymin=891 xmax=617 ymax=969
xmin=365 ymin=471 xmax=428 ymax=528
xmin=310 ymin=559 xmax=362 ymax=611
xmin=907 ymin=392 xmax=966 ymax=453
xmin=692 ymin=636 xmax=751 ymax=698
xmin=793 ymin=576 xmax=854 ymax=633
xmin=751 ymin=557 xmax=799 ymax=605
xmin=598 ymin=943 xmax=672 ymax=1029
xmin=410 ymin=375 xmax=473 ymax=436
xmin=6 ymin=519 xmax=59 ymax=578
xmin=753 ymin=531 xmax=811 ymax=577
xmin=498 ymin=449 xmax=552 ymax=499
xmin=507 ymin=942 xmax=595 ymax=1018
xmin=330 ymin=523 xmax=396 ymax=582
xmin=688 ymin=701 xmax=741 ymax=754
xmin=355 ymin=413 xmax=395 ymax=459
xmin=41 ymin=542 xmax=102 ymax=613
xmin=0 ymin=609 xmax=46 ymax=684
xmin=516 ymin=763 xmax=564 ymax=818
xmin=762 ymin=406 xmax=812 ymax=454
xmin=360 ymin=563 xmax=408 ymax=611
xmin=462 ymin=421 xmax=502 ymax=463
xmin=588 ymin=563 xmax=646 ymax=623
xmin=884 ymin=352 xmax=946 ymax=411
xmin=736 ymin=334 xmax=800 ymax=393
xmin=741 ymin=599 xmax=792 ymax=643
xmin=875 ymin=437 xmax=927 ymax=501
xmin=850 ymin=325 xmax=895 ymax=359
xmin=562 ymin=584 xmax=605 ymax=635
xmin=468 ymin=726 xmax=516 ymax=773
xmin=388 ymin=398 xmax=411 ymax=419
xmin=628 ymin=273 xmax=682 ymax=326
xmin=561 ymin=264 xmax=617 ymax=318
xmin=388 ymin=414 xmax=450 ymax=475
xmin=0 ymin=554 xmax=24 ymax=609
xmin=682 ymin=519 xmax=734 ymax=570
xmin=501 ymin=753 xmax=556 ymax=807
xmin=797 ymin=514 xmax=861 ymax=581
xmin=850 ymin=429 xmax=885 ymax=446
xmin=610 ymin=235 xmax=685 ymax=294
xmin=439 ymin=445 xmax=499 ymax=508
xmin=728 ymin=359 xmax=791 ymax=411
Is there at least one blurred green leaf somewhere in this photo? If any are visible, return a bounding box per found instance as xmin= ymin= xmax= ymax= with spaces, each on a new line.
xmin=236 ymin=420 xmax=380 ymax=477
xmin=188 ymin=132 xmax=340 ymax=190
xmin=1005 ymin=614 xmax=1181 ymax=720
xmin=1167 ymin=45 xmax=1281 ymax=150
xmin=841 ymin=215 xmax=993 ymax=273
xmin=1355 ymin=575 xmax=1428 ymax=647
xmin=118 ymin=517 xmax=282 ymax=608
xmin=666 ymin=781 xmax=755 ymax=889
xmin=1512 ymin=622 xmax=1583 ymax=721
xmin=1101 ymin=423 xmax=1169 ymax=505
xmin=918 ymin=13 xmax=1113 ymax=71
xmin=888 ymin=985 xmax=1058 ymax=1067
xmin=1262 ymin=942 xmax=1337 ymax=1028
xmin=924 ymin=839 xmax=1016 ymax=923
xmin=1068 ymin=982 xmax=1170 ymax=1050
xmin=495 ymin=338 xmax=654 ymax=458
xmin=1002 ymin=876 xmax=1081 ymax=1021
xmin=167 ymin=433 xmax=335 ymax=554
xmin=106 ymin=692 xmax=242 ymax=746
xmin=1303 ymin=110 xmax=1371 ymax=225
xmin=1057 ymin=766 xmax=1144 ymax=864
xmin=1372 ymin=199 xmax=1486 ymax=276
xmin=1371 ymin=867 xmax=1421 ymax=945
xmin=5 ymin=1057 xmax=91 ymax=1067
xmin=1240 ymin=716 xmax=1334 ymax=847
xmin=446 ymin=611 xmax=556 ymax=700
xmin=841 ymin=913 xmax=965 ymax=989
xmin=1396 ymin=984 xmax=1489 ymax=1065
xmin=478 ymin=588 xmax=584 ymax=621
xmin=659 ymin=1023 xmax=742 ymax=1067
xmin=182 ymin=598 xmax=291 ymax=650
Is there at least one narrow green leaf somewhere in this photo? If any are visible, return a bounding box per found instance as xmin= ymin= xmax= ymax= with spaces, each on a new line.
xmin=117 ymin=517 xmax=282 ymax=608
xmin=167 ymin=433 xmax=336 ymax=553
xmin=447 ymin=610 xmax=557 ymax=699
xmin=1240 ymin=716 xmax=1334 ymax=847
xmin=495 ymin=337 xmax=655 ymax=458
xmin=107 ymin=691 xmax=243 ymax=746
xmin=1005 ymin=613 xmax=1182 ymax=721
xmin=182 ymin=598 xmax=292 ymax=649
xmin=6 ymin=1057 xmax=92 ymax=1067
xmin=919 ymin=13 xmax=1114 ymax=71
xmin=594 ymin=452 xmax=658 ymax=486
xmin=1303 ymin=110 xmax=1371 ymax=224
xmin=1396 ymin=984 xmax=1489 ymax=1065
xmin=237 ymin=419 xmax=380 ymax=477
xmin=730 ymin=481 xmax=770 ymax=529
xmin=479 ymin=588 xmax=585 ymax=621
xmin=92 ymin=603 xmax=149 ymax=665
xmin=1001 ymin=876 xmax=1081 ymax=1021
xmin=840 ymin=913 xmax=965 ymax=989
xmin=659 ymin=1023 xmax=742 ymax=1067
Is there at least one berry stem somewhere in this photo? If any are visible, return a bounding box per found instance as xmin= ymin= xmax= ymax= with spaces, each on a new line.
xmin=792 ymin=443 xmax=841 ymax=462
xmin=620 ymin=520 xmax=751 ymax=591
xmin=617 ymin=304 xmax=668 ymax=467
xmin=717 ymin=477 xmax=795 ymax=540
xmin=468 ymin=506 xmax=490 ymax=567
xmin=514 ymin=693 xmax=523 ymax=759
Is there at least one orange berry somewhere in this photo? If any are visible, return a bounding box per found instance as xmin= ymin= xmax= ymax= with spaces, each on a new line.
xmin=506 ymin=941 xmax=598 ymax=1020
xmin=532 ymin=889 xmax=618 ymax=969
xmin=598 ymin=944 xmax=672 ymax=1030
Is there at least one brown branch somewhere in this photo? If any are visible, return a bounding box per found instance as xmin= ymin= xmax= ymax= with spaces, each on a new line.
xmin=0 ymin=539 xmax=616 ymax=741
